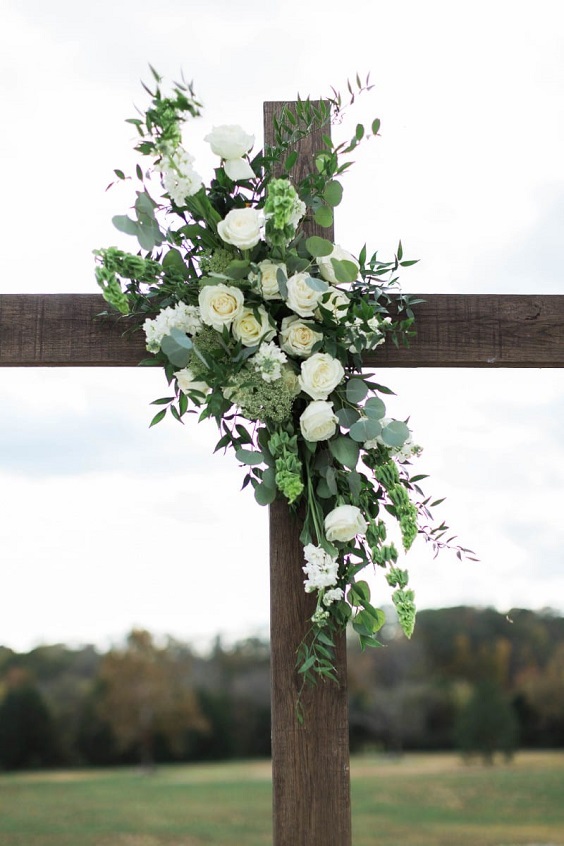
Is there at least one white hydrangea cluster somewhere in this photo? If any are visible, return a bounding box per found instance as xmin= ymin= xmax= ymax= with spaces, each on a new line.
xmin=143 ymin=302 xmax=202 ymax=353
xmin=252 ymin=341 xmax=288 ymax=383
xmin=348 ymin=315 xmax=391 ymax=353
xmin=161 ymin=147 xmax=203 ymax=205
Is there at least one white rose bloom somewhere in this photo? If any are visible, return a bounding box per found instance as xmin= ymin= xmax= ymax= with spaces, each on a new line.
xmin=218 ymin=208 xmax=262 ymax=250
xmin=232 ymin=306 xmax=276 ymax=347
xmin=324 ymin=505 xmax=368 ymax=543
xmin=252 ymin=260 xmax=285 ymax=300
xmin=279 ymin=316 xmax=323 ymax=358
xmin=286 ymin=272 xmax=325 ymax=318
xmin=318 ymin=287 xmax=350 ymax=320
xmin=300 ymin=400 xmax=338 ymax=442
xmin=317 ymin=245 xmax=360 ymax=285
xmin=198 ymin=284 xmax=245 ymax=331
xmin=204 ymin=125 xmax=254 ymax=160
xmin=204 ymin=125 xmax=255 ymax=182
xmin=174 ymin=367 xmax=211 ymax=399
xmin=298 ymin=352 xmax=345 ymax=400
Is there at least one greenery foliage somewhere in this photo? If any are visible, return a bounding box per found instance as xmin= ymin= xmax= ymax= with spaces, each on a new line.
xmin=95 ymin=70 xmax=474 ymax=684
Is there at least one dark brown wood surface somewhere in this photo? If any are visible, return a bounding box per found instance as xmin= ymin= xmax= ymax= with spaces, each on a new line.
xmin=265 ymin=100 xmax=352 ymax=846
xmin=2 ymin=292 xmax=563 ymax=367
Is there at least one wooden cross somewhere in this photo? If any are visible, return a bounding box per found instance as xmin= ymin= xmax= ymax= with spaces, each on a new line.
xmin=1 ymin=101 xmax=564 ymax=846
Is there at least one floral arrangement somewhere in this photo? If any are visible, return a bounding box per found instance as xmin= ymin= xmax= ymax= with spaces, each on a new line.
xmin=95 ymin=69 xmax=467 ymax=685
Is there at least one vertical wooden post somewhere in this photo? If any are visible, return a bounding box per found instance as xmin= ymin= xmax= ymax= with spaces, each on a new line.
xmin=265 ymin=102 xmax=352 ymax=846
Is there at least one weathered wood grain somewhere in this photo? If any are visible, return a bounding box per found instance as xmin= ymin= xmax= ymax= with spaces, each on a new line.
xmin=1 ymin=292 xmax=563 ymax=368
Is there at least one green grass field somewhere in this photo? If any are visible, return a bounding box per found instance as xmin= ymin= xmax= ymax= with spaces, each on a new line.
xmin=1 ymin=751 xmax=563 ymax=846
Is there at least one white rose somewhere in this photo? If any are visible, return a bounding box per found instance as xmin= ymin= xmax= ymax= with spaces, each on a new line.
xmin=174 ymin=368 xmax=211 ymax=400
xmin=286 ymin=272 xmax=325 ymax=318
xmin=298 ymin=352 xmax=345 ymax=400
xmin=300 ymin=400 xmax=338 ymax=442
xmin=199 ymin=284 xmax=245 ymax=331
xmin=232 ymin=306 xmax=275 ymax=347
xmin=204 ymin=125 xmax=254 ymax=161
xmin=324 ymin=505 xmax=368 ymax=543
xmin=318 ymin=287 xmax=350 ymax=320
xmin=317 ymin=245 xmax=360 ymax=285
xmin=218 ymin=208 xmax=262 ymax=250
xmin=255 ymin=260 xmax=285 ymax=300
xmin=280 ymin=315 xmax=323 ymax=358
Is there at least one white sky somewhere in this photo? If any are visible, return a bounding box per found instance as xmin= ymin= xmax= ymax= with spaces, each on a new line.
xmin=0 ymin=0 xmax=563 ymax=652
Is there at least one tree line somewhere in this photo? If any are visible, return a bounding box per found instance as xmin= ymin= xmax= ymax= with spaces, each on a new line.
xmin=1 ymin=606 xmax=563 ymax=771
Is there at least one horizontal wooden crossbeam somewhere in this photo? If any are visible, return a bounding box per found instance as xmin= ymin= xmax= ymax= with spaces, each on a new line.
xmin=1 ymin=293 xmax=563 ymax=368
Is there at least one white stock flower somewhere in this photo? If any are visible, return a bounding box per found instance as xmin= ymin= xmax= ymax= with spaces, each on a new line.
xmin=323 ymin=587 xmax=344 ymax=606
xmin=302 ymin=544 xmax=339 ymax=591
xmin=317 ymin=245 xmax=360 ymax=285
xmin=218 ymin=208 xmax=262 ymax=250
xmin=174 ymin=368 xmax=211 ymax=399
xmin=143 ymin=302 xmax=202 ymax=353
xmin=252 ymin=341 xmax=288 ymax=383
xmin=279 ymin=316 xmax=323 ymax=358
xmin=286 ymin=272 xmax=325 ymax=318
xmin=299 ymin=400 xmax=338 ymax=442
xmin=251 ymin=260 xmax=285 ymax=301
xmin=198 ymin=284 xmax=245 ymax=331
xmin=298 ymin=352 xmax=345 ymax=400
xmin=204 ymin=125 xmax=255 ymax=181
xmin=324 ymin=505 xmax=368 ymax=543
xmin=161 ymin=147 xmax=203 ymax=204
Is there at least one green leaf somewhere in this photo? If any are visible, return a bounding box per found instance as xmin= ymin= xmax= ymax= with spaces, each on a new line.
xmin=323 ymin=180 xmax=343 ymax=207
xmin=371 ymin=118 xmax=381 ymax=135
xmin=364 ymin=397 xmax=386 ymax=419
xmin=276 ymin=267 xmax=288 ymax=299
xmin=163 ymin=248 xmax=189 ymax=279
xmin=305 ymin=236 xmax=334 ymax=258
xmin=335 ymin=407 xmax=360 ymax=428
xmin=347 ymin=470 xmax=362 ymax=500
xmin=381 ymin=420 xmax=410 ymax=448
xmin=149 ymin=409 xmax=167 ymax=428
xmin=112 ymin=215 xmax=139 ymax=236
xmin=224 ymin=259 xmax=251 ymax=280
xmin=314 ymin=205 xmax=333 ymax=228
xmin=349 ymin=580 xmax=371 ymax=604
xmin=305 ymin=275 xmax=329 ymax=293
xmin=254 ymin=482 xmax=276 ymax=506
xmin=330 ymin=258 xmax=358 ymax=283
xmin=329 ymin=436 xmax=359 ymax=470
xmin=346 ymin=378 xmax=368 ymax=404
xmin=349 ymin=418 xmax=381 ymax=442
xmin=160 ymin=329 xmax=193 ymax=368
xmin=235 ymin=449 xmax=264 ymax=466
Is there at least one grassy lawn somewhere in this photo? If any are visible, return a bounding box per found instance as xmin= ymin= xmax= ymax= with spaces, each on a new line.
xmin=0 ymin=751 xmax=563 ymax=846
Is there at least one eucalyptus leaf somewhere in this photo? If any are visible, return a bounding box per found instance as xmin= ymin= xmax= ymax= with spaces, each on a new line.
xmin=346 ymin=378 xmax=368 ymax=404
xmin=254 ymin=482 xmax=276 ymax=506
xmin=347 ymin=470 xmax=362 ymax=500
xmin=335 ymin=407 xmax=360 ymax=428
xmin=305 ymin=236 xmax=334 ymax=258
xmin=329 ymin=436 xmax=359 ymax=470
xmin=305 ymin=276 xmax=329 ymax=293
xmin=112 ymin=215 xmax=139 ymax=236
xmin=381 ymin=420 xmax=410 ymax=448
xmin=314 ymin=205 xmax=333 ymax=228
xmin=235 ymin=448 xmax=264 ymax=466
xmin=349 ymin=417 xmax=381 ymax=442
xmin=276 ymin=267 xmax=288 ymax=299
xmin=224 ymin=259 xmax=251 ymax=280
xmin=160 ymin=330 xmax=193 ymax=368
xmin=331 ymin=258 xmax=359 ymax=284
xmin=323 ymin=180 xmax=343 ymax=207
xmin=364 ymin=396 xmax=386 ymax=419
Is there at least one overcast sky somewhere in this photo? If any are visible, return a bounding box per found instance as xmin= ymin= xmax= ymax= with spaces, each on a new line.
xmin=1 ymin=0 xmax=563 ymax=653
